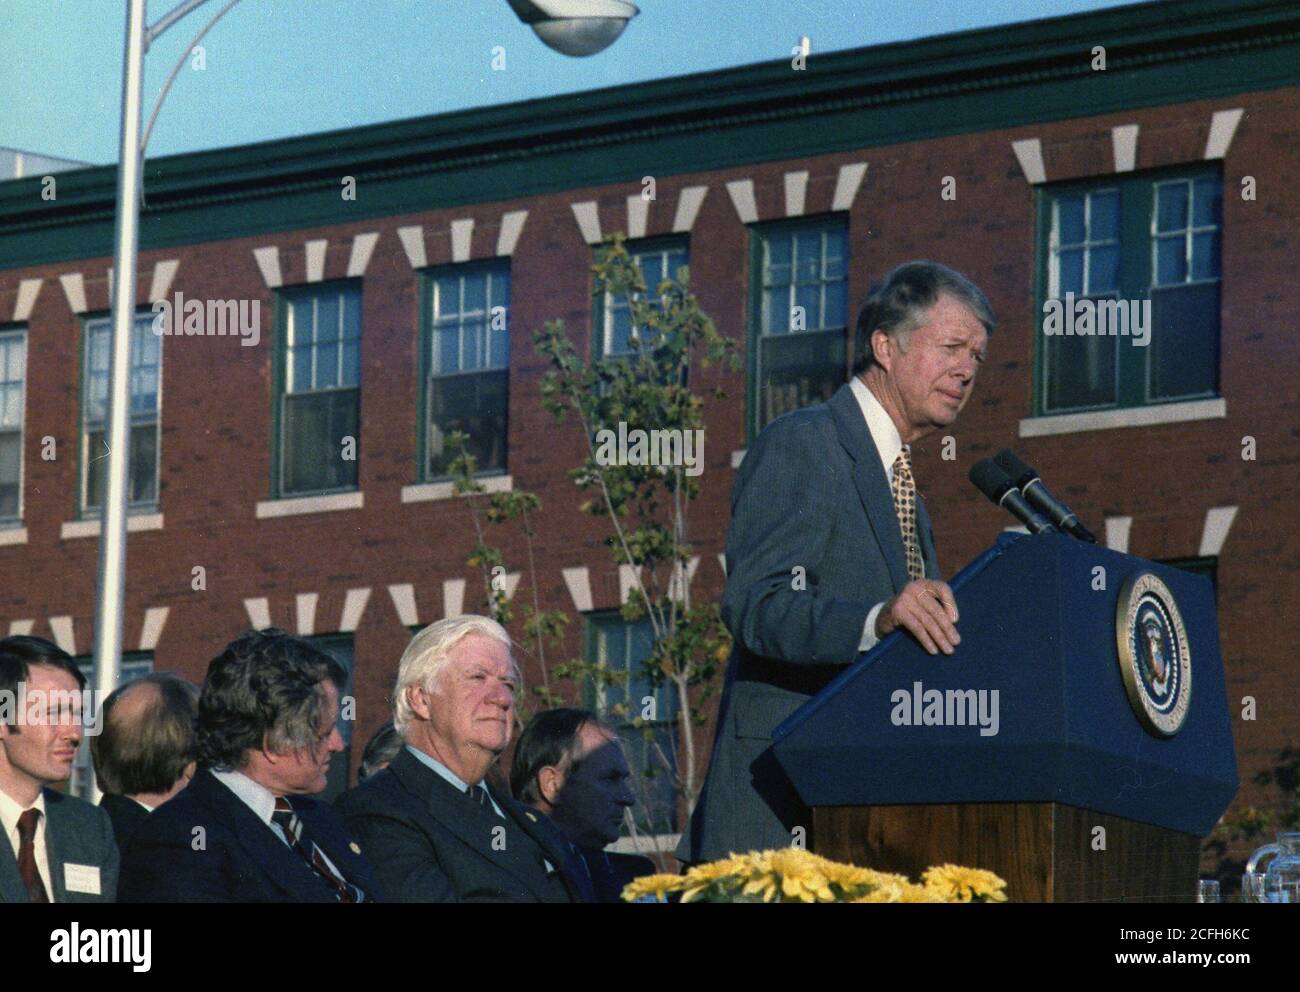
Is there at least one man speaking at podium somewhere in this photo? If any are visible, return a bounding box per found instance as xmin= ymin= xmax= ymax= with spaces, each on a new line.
xmin=679 ymin=261 xmax=994 ymax=864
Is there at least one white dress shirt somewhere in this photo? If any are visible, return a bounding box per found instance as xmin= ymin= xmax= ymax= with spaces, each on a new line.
xmin=0 ymin=785 xmax=53 ymax=900
xmin=848 ymin=375 xmax=910 ymax=653
xmin=210 ymin=768 xmax=344 ymax=876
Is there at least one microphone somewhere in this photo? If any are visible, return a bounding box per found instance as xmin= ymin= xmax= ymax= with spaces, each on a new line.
xmin=969 ymin=459 xmax=1058 ymax=535
xmin=993 ymin=449 xmax=1098 ymax=544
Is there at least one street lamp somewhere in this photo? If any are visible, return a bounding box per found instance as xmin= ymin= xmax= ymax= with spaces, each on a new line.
xmin=508 ymin=0 xmax=640 ymax=56
xmin=92 ymin=0 xmax=636 ymax=744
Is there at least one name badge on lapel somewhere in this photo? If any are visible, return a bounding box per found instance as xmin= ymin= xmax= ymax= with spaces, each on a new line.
xmin=64 ymin=864 xmax=102 ymax=895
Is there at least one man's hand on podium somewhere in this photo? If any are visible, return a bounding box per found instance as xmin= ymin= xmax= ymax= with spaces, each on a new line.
xmin=874 ymin=580 xmax=961 ymax=656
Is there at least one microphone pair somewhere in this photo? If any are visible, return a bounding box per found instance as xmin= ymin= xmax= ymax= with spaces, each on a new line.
xmin=969 ymin=450 xmax=1098 ymax=543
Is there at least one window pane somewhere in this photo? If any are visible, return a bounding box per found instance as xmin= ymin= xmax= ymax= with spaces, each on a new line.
xmin=795 ymin=284 xmax=821 ymax=330
xmin=763 ymin=287 xmax=789 ymax=335
xmin=1156 ymin=236 xmax=1187 ymax=285
xmin=314 ymin=335 xmax=339 ymax=391
xmin=1156 ymin=183 xmax=1189 ymax=233
xmin=1192 ymin=177 xmax=1221 ymax=228
xmin=427 ymin=370 xmax=507 ymax=479
xmin=608 ymin=305 xmax=633 ymax=355
xmin=283 ymin=389 xmax=359 ymax=494
xmin=1057 ymin=248 xmax=1084 ymax=295
xmin=1150 ymin=283 xmax=1218 ymax=400
xmin=462 ymin=275 xmax=486 ymax=317
xmin=1 ymin=388 xmax=20 ymax=429
xmin=1090 ymin=190 xmax=1119 ymax=242
xmin=1057 ymin=195 xmax=1085 ymax=245
xmin=1044 ymin=327 xmax=1117 ymax=411
xmin=342 ymin=288 xmax=362 ymax=342
xmin=765 ymin=234 xmax=791 ymax=272
xmin=823 ymin=280 xmax=847 ymax=330
xmin=86 ymin=429 xmax=106 ymax=509
xmin=5 ymin=340 xmax=24 ymax=380
xmin=489 ymin=322 xmax=508 ymax=368
xmin=640 ymin=254 xmax=664 ymax=292
xmin=1087 ymin=245 xmax=1120 ymax=295
xmin=758 ymin=330 xmax=845 ymax=430
xmin=341 ymin=339 xmax=361 ymax=387
xmin=0 ymin=433 xmax=19 ymax=518
xmin=1191 ymin=231 xmax=1220 ymax=281
xmin=129 ymin=424 xmax=157 ymax=504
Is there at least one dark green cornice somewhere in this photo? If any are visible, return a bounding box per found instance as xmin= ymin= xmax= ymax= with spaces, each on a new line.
xmin=2 ymin=0 xmax=1297 ymax=271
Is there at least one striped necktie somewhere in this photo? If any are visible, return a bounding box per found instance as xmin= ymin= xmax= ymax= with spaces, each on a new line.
xmin=272 ymin=797 xmax=362 ymax=903
xmin=891 ymin=449 xmax=925 ymax=581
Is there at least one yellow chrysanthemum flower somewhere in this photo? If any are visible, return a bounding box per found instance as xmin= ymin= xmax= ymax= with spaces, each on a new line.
xmin=922 ymin=864 xmax=1009 ymax=902
xmin=899 ymin=882 xmax=948 ymax=903
xmin=620 ymin=873 xmax=685 ymax=902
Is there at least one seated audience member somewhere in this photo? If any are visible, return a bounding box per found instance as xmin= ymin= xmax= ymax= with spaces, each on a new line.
xmin=119 ymin=629 xmax=379 ymax=903
xmin=356 ymin=721 xmax=402 ymax=783
xmin=91 ymin=673 xmax=199 ymax=854
xmin=511 ymin=708 xmax=655 ymax=903
xmin=0 ymin=636 xmax=118 ymax=903
xmin=338 ymin=616 xmax=582 ymax=902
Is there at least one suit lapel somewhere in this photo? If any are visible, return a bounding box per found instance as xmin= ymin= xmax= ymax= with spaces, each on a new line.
xmin=828 ymin=384 xmax=909 ymax=593
xmin=915 ymin=493 xmax=940 ymax=579
xmin=392 ymin=751 xmax=563 ymax=901
xmin=193 ymin=771 xmax=334 ymax=903
xmin=0 ymin=825 xmax=25 ymax=902
xmin=42 ymin=790 xmax=73 ymax=902
xmin=504 ymin=799 xmax=586 ymax=902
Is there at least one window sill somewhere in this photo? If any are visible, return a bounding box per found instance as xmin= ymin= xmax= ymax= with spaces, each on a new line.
xmin=255 ymin=491 xmax=364 ymax=519
xmin=61 ymin=513 xmax=164 ymax=540
xmin=0 ymin=526 xmax=28 ymax=546
xmin=401 ymin=475 xmax=513 ymax=503
xmin=1018 ymin=398 xmax=1225 ymax=437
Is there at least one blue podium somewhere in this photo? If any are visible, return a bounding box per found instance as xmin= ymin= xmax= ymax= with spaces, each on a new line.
xmin=771 ymin=532 xmax=1238 ymax=902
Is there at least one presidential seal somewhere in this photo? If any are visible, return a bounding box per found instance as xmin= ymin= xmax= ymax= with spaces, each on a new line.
xmin=1115 ymin=571 xmax=1191 ymax=737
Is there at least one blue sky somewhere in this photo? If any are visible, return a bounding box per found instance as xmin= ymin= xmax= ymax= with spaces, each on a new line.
xmin=2 ymin=0 xmax=1134 ymax=164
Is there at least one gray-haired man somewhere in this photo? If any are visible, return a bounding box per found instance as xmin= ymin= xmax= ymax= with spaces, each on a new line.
xmin=680 ymin=260 xmax=995 ymax=864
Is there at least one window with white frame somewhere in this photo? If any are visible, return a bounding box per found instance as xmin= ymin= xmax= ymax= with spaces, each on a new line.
xmin=600 ymin=239 xmax=688 ymax=358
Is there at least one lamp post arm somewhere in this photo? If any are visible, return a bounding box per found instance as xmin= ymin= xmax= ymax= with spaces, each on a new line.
xmin=146 ymin=0 xmax=217 ymax=47
xmin=141 ymin=0 xmax=242 ymax=159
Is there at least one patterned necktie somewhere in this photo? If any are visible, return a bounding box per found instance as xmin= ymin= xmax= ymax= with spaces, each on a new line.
xmin=891 ymin=449 xmax=925 ymax=581
xmin=16 ymin=809 xmax=49 ymax=904
xmin=272 ymin=797 xmax=361 ymax=903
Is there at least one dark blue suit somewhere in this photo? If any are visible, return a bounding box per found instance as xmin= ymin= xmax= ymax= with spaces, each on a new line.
xmin=679 ymin=383 xmax=940 ymax=862
xmin=118 ymin=768 xmax=380 ymax=903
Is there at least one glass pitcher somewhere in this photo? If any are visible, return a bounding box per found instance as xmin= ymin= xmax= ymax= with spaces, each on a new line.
xmin=1246 ymin=832 xmax=1300 ymax=903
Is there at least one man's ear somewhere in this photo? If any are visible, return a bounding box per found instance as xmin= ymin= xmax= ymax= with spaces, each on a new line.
xmin=871 ymin=328 xmax=895 ymax=373
xmin=406 ymin=684 xmax=433 ymax=722
xmin=538 ymin=764 xmax=564 ymax=806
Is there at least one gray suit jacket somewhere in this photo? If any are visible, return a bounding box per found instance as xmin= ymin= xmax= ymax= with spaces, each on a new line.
xmin=1 ymin=788 xmax=119 ymax=903
xmin=678 ymin=383 xmax=939 ymax=863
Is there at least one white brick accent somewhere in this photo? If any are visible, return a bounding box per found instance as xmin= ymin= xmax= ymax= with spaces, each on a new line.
xmin=618 ymin=565 xmax=643 ymax=605
xmin=244 ymin=597 xmax=272 ymax=630
xmin=450 ymin=218 xmax=474 ymax=263
xmin=725 ymin=180 xmax=758 ymax=224
xmin=783 ymin=170 xmax=809 ymax=217
xmin=1112 ymin=124 xmax=1139 ymax=173
xmin=1011 ymin=139 xmax=1046 ymax=185
xmin=672 ymin=186 xmax=708 ymax=233
xmin=1199 ymin=506 xmax=1238 ymax=558
xmin=830 ymin=162 xmax=868 ymax=211
xmin=562 ymin=566 xmax=594 ymax=612
xmin=148 ymin=259 xmax=180 ymax=303
xmin=13 ymin=279 xmax=42 ymax=321
xmin=626 ymin=194 xmax=649 ymax=239
xmin=48 ymin=616 xmax=75 ymax=655
xmin=304 ymin=239 xmax=328 ymax=283
xmin=1105 ymin=516 xmax=1132 ymax=554
xmin=496 ymin=210 xmax=528 ymax=256
xmin=571 ymin=201 xmax=602 ymax=244
xmin=442 ymin=578 xmax=466 ymax=619
xmin=388 ymin=584 xmax=419 ymax=627
xmin=296 ymin=593 xmax=318 ymax=636
xmin=139 ymin=606 xmax=169 ymax=651
xmin=347 ymin=232 xmax=380 ymax=277
xmin=340 ymin=588 xmax=372 ymax=633
xmin=59 ymin=273 xmax=86 ymax=313
xmin=397 ymin=226 xmax=427 ymax=269
xmin=252 ymin=246 xmax=283 ymax=288
xmin=1204 ymin=108 xmax=1245 ymax=159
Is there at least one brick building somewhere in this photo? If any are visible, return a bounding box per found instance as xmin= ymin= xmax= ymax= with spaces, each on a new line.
xmin=0 ymin=0 xmax=1295 ymax=865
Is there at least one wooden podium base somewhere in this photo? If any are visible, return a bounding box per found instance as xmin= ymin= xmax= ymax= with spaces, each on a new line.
xmin=811 ymin=802 xmax=1202 ymax=902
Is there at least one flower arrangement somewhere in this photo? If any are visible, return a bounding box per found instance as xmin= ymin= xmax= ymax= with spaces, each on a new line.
xmin=622 ymin=848 xmax=1008 ymax=903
